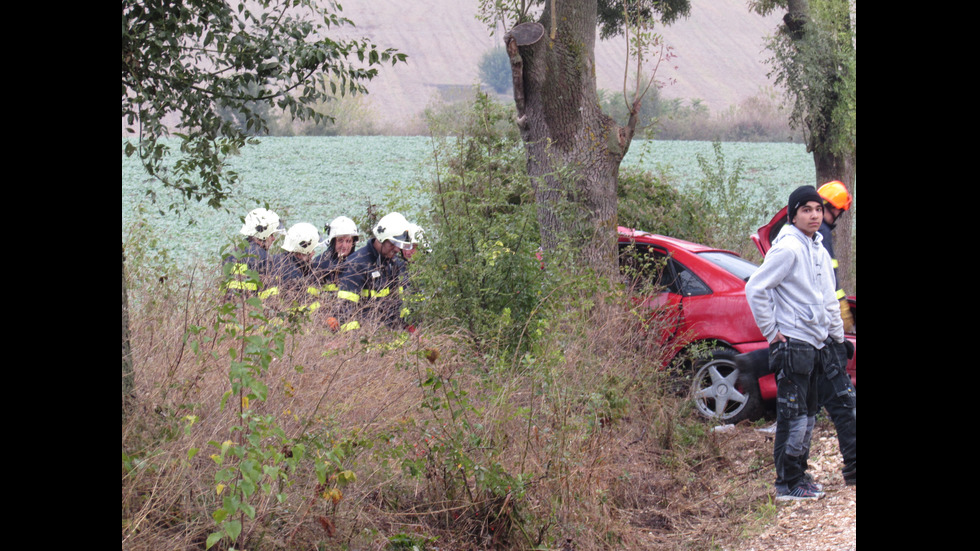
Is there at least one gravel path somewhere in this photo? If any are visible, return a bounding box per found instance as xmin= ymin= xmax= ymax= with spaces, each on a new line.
xmin=734 ymin=425 xmax=856 ymax=551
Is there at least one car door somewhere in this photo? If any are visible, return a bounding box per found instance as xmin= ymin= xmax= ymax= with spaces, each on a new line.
xmin=751 ymin=206 xmax=788 ymax=258
xmin=619 ymin=242 xmax=688 ymax=349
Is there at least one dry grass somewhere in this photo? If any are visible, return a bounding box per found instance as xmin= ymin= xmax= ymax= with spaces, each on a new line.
xmin=122 ymin=268 xmax=778 ymax=551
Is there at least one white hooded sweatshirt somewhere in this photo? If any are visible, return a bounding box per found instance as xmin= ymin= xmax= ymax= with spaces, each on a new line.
xmin=745 ymin=223 xmax=844 ymax=348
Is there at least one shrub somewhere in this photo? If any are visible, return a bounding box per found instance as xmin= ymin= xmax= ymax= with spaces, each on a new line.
xmin=616 ymin=142 xmax=777 ymax=260
xmin=410 ymin=90 xmax=544 ymax=358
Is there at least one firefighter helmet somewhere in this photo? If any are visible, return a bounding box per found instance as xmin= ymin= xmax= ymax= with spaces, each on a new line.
xmin=817 ymin=181 xmax=852 ymax=211
xmin=407 ymin=223 xmax=429 ymax=251
xmin=407 ymin=223 xmax=421 ymax=244
xmin=325 ymin=216 xmax=359 ymax=244
xmin=281 ymin=222 xmax=320 ymax=255
xmin=240 ymin=208 xmax=282 ymax=240
xmin=373 ymin=212 xmax=413 ymax=250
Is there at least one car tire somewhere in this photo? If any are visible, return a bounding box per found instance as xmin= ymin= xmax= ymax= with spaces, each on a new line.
xmin=690 ymin=348 xmax=765 ymax=424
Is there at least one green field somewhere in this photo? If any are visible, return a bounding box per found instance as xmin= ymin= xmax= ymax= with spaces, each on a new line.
xmin=122 ymin=136 xmax=814 ymax=269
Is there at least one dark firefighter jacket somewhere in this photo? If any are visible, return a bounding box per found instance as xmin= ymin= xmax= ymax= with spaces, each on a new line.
xmin=313 ymin=247 xmax=347 ymax=295
xmin=818 ymin=221 xmax=845 ymax=300
xmin=336 ymin=238 xmax=404 ymax=331
xmin=268 ymin=253 xmax=327 ymax=316
xmin=223 ymin=238 xmax=279 ymax=299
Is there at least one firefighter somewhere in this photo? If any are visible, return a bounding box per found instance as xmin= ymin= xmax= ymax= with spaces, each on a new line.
xmin=315 ymin=216 xmax=359 ymax=332
xmin=816 ymin=180 xmax=854 ymax=333
xmin=814 ymin=180 xmax=857 ymax=486
xmin=400 ymin=223 xmax=424 ymax=262
xmin=224 ymin=207 xmax=283 ymax=298
xmin=397 ymin=223 xmax=426 ymax=329
xmin=315 ymin=215 xmax=359 ymax=292
xmin=335 ymin=212 xmax=414 ymax=332
xmin=272 ymin=222 xmax=325 ymax=316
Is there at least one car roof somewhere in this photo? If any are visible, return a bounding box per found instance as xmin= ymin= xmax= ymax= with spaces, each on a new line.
xmin=617 ymin=226 xmax=737 ymax=256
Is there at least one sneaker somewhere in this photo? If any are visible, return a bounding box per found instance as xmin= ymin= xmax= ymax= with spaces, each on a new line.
xmin=801 ymin=473 xmax=823 ymax=492
xmin=755 ymin=422 xmax=777 ymax=435
xmin=775 ymin=485 xmax=824 ymax=501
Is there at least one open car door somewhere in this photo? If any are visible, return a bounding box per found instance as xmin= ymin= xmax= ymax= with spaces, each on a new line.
xmin=751 ymin=206 xmax=788 ymax=258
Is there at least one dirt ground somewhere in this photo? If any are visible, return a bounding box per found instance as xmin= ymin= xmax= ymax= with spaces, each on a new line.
xmin=733 ymin=423 xmax=856 ymax=551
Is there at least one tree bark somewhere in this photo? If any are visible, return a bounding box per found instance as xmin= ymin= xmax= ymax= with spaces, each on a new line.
xmin=814 ymin=150 xmax=855 ymax=294
xmin=508 ymin=0 xmax=634 ymax=277
xmin=122 ymin=243 xmax=134 ymax=416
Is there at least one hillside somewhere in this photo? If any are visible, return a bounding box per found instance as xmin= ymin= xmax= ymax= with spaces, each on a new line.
xmin=331 ymin=0 xmax=784 ymax=130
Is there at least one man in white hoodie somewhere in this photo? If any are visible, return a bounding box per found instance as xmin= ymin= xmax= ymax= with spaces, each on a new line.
xmin=745 ymin=185 xmax=846 ymax=501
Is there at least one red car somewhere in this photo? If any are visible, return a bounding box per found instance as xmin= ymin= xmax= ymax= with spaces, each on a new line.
xmin=617 ymin=219 xmax=856 ymax=424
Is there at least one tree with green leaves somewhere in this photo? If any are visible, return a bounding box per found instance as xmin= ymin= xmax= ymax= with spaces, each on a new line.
xmin=478 ymin=0 xmax=689 ymax=277
xmin=122 ymin=0 xmax=405 ymax=205
xmin=750 ymin=0 xmax=855 ymax=290
xmin=121 ymin=0 xmax=405 ymax=408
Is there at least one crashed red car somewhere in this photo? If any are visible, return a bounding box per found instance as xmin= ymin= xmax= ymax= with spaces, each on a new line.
xmin=617 ymin=218 xmax=856 ymax=424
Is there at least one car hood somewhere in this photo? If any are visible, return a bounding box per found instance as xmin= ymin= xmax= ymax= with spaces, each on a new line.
xmin=751 ymin=206 xmax=788 ymax=258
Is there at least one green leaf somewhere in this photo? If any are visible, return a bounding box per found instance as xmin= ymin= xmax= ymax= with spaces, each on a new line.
xmin=250 ymin=379 xmax=268 ymax=401
xmin=240 ymin=502 xmax=256 ymax=519
xmin=240 ymin=477 xmax=257 ymax=498
xmin=206 ymin=531 xmax=223 ymax=549
xmin=224 ymin=519 xmax=242 ymax=541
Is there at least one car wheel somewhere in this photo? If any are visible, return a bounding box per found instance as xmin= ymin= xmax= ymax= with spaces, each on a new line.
xmin=691 ymin=349 xmax=764 ymax=424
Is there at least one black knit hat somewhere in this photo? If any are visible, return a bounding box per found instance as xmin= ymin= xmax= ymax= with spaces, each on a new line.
xmin=787 ymin=185 xmax=822 ymax=222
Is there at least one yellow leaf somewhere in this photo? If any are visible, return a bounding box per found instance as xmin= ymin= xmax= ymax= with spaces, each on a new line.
xmin=216 ymin=484 xmax=226 ymax=495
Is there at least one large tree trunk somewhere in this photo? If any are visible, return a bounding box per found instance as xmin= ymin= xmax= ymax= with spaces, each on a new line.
xmin=814 ymin=150 xmax=855 ymax=294
xmin=507 ymin=0 xmax=633 ymax=277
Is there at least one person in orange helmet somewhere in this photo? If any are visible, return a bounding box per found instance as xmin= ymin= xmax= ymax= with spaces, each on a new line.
xmin=816 ymin=181 xmax=854 ymax=333
xmin=814 ymin=180 xmax=856 ymax=487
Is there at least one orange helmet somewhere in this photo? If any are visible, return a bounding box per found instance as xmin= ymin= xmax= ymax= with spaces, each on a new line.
xmin=817 ymin=181 xmax=852 ymax=211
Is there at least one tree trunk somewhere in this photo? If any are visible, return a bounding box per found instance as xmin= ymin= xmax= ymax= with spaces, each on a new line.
xmin=122 ymin=243 xmax=134 ymax=416
xmin=785 ymin=0 xmax=856 ymax=295
xmin=508 ymin=0 xmax=633 ymax=277
xmin=814 ymin=150 xmax=855 ymax=294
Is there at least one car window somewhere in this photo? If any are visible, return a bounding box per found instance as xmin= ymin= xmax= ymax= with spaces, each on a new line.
xmin=619 ymin=243 xmax=712 ymax=296
xmin=619 ymin=243 xmax=676 ymax=293
xmin=697 ymin=251 xmax=758 ymax=282
xmin=672 ymin=261 xmax=712 ymax=296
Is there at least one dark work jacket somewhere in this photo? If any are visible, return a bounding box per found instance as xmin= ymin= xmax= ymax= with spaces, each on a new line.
xmin=818 ymin=221 xmax=844 ymax=299
xmin=271 ymin=253 xmax=322 ymax=304
xmin=336 ymin=238 xmax=404 ymax=330
xmin=313 ymin=247 xmax=348 ymax=293
xmin=223 ymin=238 xmax=278 ymax=296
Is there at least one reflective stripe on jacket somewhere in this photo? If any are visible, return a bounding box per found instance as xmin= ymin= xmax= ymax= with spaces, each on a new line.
xmin=223 ymin=239 xmax=279 ymax=297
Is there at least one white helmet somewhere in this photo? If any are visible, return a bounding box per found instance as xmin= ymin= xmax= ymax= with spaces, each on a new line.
xmin=373 ymin=212 xmax=413 ymax=250
xmin=325 ymin=216 xmax=359 ymax=244
xmin=407 ymin=223 xmax=430 ymax=252
xmin=281 ymin=222 xmax=320 ymax=255
xmin=240 ymin=208 xmax=282 ymax=240
xmin=407 ymin=223 xmax=420 ymax=243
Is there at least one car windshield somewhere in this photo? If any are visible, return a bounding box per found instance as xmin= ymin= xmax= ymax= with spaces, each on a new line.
xmin=698 ymin=251 xmax=758 ymax=281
